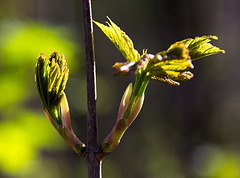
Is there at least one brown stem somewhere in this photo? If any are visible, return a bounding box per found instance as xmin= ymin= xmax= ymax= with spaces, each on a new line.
xmin=82 ymin=0 xmax=102 ymax=177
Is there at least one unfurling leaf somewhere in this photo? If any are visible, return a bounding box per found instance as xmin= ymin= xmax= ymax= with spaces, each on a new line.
xmin=145 ymin=44 xmax=194 ymax=86
xmin=96 ymin=18 xmax=225 ymax=86
xmin=35 ymin=52 xmax=86 ymax=154
xmin=168 ymin=35 xmax=225 ymax=61
xmin=35 ymin=51 xmax=69 ymax=124
xmin=94 ymin=17 xmax=140 ymax=62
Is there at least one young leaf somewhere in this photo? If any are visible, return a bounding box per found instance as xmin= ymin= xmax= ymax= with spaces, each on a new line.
xmin=94 ymin=17 xmax=140 ymax=62
xmin=168 ymin=35 xmax=225 ymax=61
xmin=145 ymin=44 xmax=194 ymax=86
xmin=96 ymin=17 xmax=225 ymax=86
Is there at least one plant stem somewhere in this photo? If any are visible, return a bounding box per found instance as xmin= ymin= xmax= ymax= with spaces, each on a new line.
xmin=123 ymin=71 xmax=149 ymax=119
xmin=82 ymin=0 xmax=102 ymax=177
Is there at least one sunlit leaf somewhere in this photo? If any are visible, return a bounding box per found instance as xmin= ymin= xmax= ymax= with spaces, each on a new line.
xmin=168 ymin=35 xmax=225 ymax=61
xmin=95 ymin=18 xmax=224 ymax=87
xmin=94 ymin=17 xmax=140 ymax=62
xmin=146 ymin=44 xmax=194 ymax=86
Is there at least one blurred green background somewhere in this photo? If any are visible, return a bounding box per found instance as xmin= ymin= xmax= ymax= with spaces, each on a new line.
xmin=0 ymin=0 xmax=238 ymax=177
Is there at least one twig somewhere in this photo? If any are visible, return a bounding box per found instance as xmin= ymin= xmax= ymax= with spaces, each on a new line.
xmin=82 ymin=0 xmax=102 ymax=177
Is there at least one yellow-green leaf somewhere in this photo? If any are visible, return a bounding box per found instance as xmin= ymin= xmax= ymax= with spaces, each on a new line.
xmin=168 ymin=35 xmax=225 ymax=61
xmin=146 ymin=44 xmax=194 ymax=86
xmin=94 ymin=17 xmax=140 ymax=62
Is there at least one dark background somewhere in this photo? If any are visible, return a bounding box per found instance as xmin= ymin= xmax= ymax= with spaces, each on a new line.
xmin=0 ymin=0 xmax=238 ymax=177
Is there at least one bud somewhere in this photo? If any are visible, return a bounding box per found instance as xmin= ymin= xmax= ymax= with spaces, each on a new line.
xmin=101 ymin=93 xmax=145 ymax=155
xmin=101 ymin=119 xmax=128 ymax=154
xmin=35 ymin=51 xmax=69 ymax=125
xmin=117 ymin=83 xmax=132 ymax=121
xmin=126 ymin=93 xmax=144 ymax=127
xmin=35 ymin=52 xmax=86 ymax=155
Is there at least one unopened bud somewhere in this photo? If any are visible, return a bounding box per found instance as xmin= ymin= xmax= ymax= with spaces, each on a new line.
xmin=126 ymin=93 xmax=145 ymax=127
xmin=117 ymin=83 xmax=132 ymax=121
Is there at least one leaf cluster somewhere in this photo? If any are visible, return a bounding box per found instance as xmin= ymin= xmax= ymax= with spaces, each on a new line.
xmin=94 ymin=18 xmax=225 ymax=86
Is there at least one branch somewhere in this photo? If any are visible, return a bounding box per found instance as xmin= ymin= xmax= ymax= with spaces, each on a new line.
xmin=82 ymin=0 xmax=102 ymax=177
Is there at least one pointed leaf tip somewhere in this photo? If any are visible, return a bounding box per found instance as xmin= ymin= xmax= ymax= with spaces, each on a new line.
xmin=94 ymin=17 xmax=140 ymax=62
xmin=168 ymin=35 xmax=225 ymax=61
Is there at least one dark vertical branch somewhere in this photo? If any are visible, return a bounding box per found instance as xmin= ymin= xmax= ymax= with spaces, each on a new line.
xmin=82 ymin=0 xmax=102 ymax=177
xmin=82 ymin=0 xmax=97 ymax=148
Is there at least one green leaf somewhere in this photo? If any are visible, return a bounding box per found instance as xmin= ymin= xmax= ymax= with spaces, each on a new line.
xmin=95 ymin=18 xmax=225 ymax=86
xmin=168 ymin=35 xmax=225 ymax=61
xmin=146 ymin=44 xmax=194 ymax=86
xmin=94 ymin=17 xmax=141 ymax=62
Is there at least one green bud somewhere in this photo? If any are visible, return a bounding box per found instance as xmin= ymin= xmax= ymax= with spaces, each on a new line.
xmin=101 ymin=93 xmax=145 ymax=155
xmin=35 ymin=51 xmax=69 ymax=125
xmin=36 ymin=52 xmax=86 ymax=155
xmin=126 ymin=93 xmax=144 ymax=127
